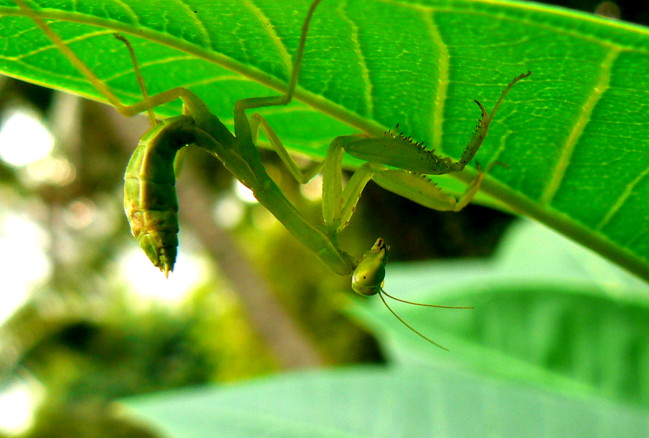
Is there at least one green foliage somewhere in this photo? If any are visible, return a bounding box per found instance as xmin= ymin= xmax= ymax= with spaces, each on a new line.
xmin=124 ymin=367 xmax=649 ymax=438
xmin=1 ymin=0 xmax=648 ymax=436
xmin=0 ymin=0 xmax=648 ymax=279
xmin=349 ymin=220 xmax=649 ymax=409
xmin=3 ymin=285 xmax=281 ymax=436
xmin=121 ymin=220 xmax=649 ymax=437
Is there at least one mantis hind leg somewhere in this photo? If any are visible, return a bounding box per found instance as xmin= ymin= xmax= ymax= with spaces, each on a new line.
xmin=15 ymin=0 xmax=196 ymax=123
xmin=249 ymin=113 xmax=323 ymax=184
xmin=224 ymin=0 xmax=329 ymax=205
xmin=232 ymin=0 xmax=323 ymax=144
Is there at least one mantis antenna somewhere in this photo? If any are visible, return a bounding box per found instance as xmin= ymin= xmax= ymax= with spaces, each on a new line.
xmin=352 ymin=238 xmax=472 ymax=350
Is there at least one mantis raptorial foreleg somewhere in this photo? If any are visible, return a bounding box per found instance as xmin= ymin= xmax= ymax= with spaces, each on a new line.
xmin=321 ymin=71 xmax=531 ymax=235
xmin=16 ymin=0 xmax=530 ymax=348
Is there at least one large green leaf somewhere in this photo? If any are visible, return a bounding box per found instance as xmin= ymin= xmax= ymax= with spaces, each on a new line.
xmin=0 ymin=0 xmax=648 ymax=279
xmin=347 ymin=220 xmax=649 ymax=409
xmin=122 ymin=366 xmax=649 ymax=438
xmin=121 ymin=220 xmax=649 ymax=435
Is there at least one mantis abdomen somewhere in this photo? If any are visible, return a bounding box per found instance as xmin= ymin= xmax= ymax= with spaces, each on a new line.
xmin=123 ymin=116 xmax=195 ymax=276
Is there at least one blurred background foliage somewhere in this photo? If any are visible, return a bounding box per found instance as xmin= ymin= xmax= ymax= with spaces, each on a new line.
xmin=0 ymin=0 xmax=647 ymax=436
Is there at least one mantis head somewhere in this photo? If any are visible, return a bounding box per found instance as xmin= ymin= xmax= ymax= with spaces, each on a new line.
xmin=352 ymin=238 xmax=388 ymax=296
xmin=352 ymin=238 xmax=472 ymax=351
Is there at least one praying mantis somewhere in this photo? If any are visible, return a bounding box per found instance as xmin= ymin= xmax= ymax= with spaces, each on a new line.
xmin=15 ymin=0 xmax=529 ymax=349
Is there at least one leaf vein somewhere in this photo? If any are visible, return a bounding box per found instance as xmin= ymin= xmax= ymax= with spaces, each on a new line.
xmin=13 ymin=27 xmax=114 ymax=60
xmin=110 ymin=0 xmax=141 ymax=26
xmin=176 ymin=0 xmax=212 ymax=49
xmin=597 ymin=165 xmax=649 ymax=230
xmin=242 ymin=0 xmax=292 ymax=76
xmin=541 ymin=48 xmax=621 ymax=205
xmin=339 ymin=1 xmax=374 ymax=117
xmin=377 ymin=0 xmax=649 ymax=51
xmin=425 ymin=10 xmax=449 ymax=152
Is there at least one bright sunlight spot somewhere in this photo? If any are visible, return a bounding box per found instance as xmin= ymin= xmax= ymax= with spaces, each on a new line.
xmin=0 ymin=213 xmax=51 ymax=325
xmin=213 ymin=194 xmax=245 ymax=229
xmin=24 ymin=156 xmax=76 ymax=186
xmin=234 ymin=180 xmax=258 ymax=204
xmin=121 ymin=249 xmax=207 ymax=307
xmin=300 ymin=174 xmax=323 ymax=201
xmin=61 ymin=198 xmax=96 ymax=230
xmin=0 ymin=109 xmax=54 ymax=167
xmin=0 ymin=377 xmax=42 ymax=436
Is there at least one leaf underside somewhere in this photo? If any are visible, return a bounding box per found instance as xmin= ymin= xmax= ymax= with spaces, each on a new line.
xmin=122 ymin=366 xmax=649 ymax=438
xmin=0 ymin=0 xmax=648 ymax=280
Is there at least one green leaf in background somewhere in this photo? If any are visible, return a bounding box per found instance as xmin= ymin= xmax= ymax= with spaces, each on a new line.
xmin=348 ymin=219 xmax=649 ymax=409
xmin=120 ymin=220 xmax=649 ymax=437
xmin=122 ymin=366 xmax=649 ymax=438
xmin=0 ymin=0 xmax=648 ymax=280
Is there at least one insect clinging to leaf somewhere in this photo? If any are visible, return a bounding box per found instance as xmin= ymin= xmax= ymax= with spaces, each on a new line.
xmin=14 ymin=0 xmax=529 ymax=348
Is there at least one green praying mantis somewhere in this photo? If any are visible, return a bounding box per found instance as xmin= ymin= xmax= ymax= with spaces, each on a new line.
xmin=15 ymin=0 xmax=530 ymax=349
